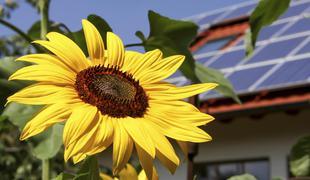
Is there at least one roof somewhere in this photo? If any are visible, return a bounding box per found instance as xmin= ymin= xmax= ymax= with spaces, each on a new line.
xmin=167 ymin=0 xmax=310 ymax=103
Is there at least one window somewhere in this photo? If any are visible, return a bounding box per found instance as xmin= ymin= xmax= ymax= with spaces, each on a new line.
xmin=194 ymin=158 xmax=270 ymax=180
xmin=193 ymin=36 xmax=235 ymax=55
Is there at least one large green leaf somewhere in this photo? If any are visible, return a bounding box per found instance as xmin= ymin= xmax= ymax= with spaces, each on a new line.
xmin=32 ymin=124 xmax=63 ymax=160
xmin=247 ymin=0 xmax=290 ymax=55
xmin=227 ymin=174 xmax=257 ymax=180
xmin=195 ymin=63 xmax=241 ymax=103
xmin=137 ymin=10 xmax=200 ymax=83
xmin=72 ymin=14 xmax=113 ymax=56
xmin=290 ymin=135 xmax=310 ymax=177
xmin=75 ymin=156 xmax=100 ymax=180
xmin=27 ymin=20 xmax=66 ymax=40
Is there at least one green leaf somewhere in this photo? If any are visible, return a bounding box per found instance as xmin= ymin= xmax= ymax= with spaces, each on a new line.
xmin=32 ymin=124 xmax=63 ymax=160
xmin=0 ymin=57 xmax=29 ymax=78
xmin=72 ymin=14 xmax=113 ymax=56
xmin=138 ymin=10 xmax=200 ymax=83
xmin=27 ymin=20 xmax=65 ymax=40
xmin=195 ymin=63 xmax=241 ymax=103
xmin=248 ymin=0 xmax=290 ymax=55
xmin=52 ymin=173 xmax=75 ymax=180
xmin=2 ymin=103 xmax=41 ymax=129
xmin=290 ymin=135 xmax=310 ymax=177
xmin=227 ymin=174 xmax=257 ymax=180
xmin=75 ymin=156 xmax=100 ymax=180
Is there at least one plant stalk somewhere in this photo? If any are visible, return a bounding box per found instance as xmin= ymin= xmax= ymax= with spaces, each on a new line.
xmin=42 ymin=159 xmax=49 ymax=180
xmin=38 ymin=0 xmax=50 ymax=40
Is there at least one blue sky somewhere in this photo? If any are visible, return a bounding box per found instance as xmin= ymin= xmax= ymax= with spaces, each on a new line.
xmin=1 ymin=0 xmax=248 ymax=45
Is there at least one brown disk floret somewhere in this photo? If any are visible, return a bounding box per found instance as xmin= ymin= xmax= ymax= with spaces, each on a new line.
xmin=75 ymin=65 xmax=149 ymax=118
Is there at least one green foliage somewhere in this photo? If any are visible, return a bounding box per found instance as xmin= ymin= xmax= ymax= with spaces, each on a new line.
xmin=247 ymin=0 xmax=290 ymax=55
xmin=72 ymin=14 xmax=113 ymax=56
xmin=227 ymin=174 xmax=257 ymax=180
xmin=195 ymin=63 xmax=240 ymax=103
xmin=290 ymin=135 xmax=310 ymax=177
xmin=75 ymin=156 xmax=100 ymax=180
xmin=27 ymin=20 xmax=66 ymax=40
xmin=137 ymin=10 xmax=200 ymax=83
xmin=53 ymin=173 xmax=75 ymax=180
xmin=32 ymin=124 xmax=63 ymax=160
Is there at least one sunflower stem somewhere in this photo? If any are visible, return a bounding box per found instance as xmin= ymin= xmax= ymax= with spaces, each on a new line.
xmin=38 ymin=0 xmax=50 ymax=40
xmin=0 ymin=19 xmax=41 ymax=52
xmin=42 ymin=159 xmax=49 ymax=180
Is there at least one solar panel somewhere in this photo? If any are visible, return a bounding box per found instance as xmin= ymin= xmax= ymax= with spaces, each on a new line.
xmin=246 ymin=36 xmax=305 ymax=64
xmin=170 ymin=0 xmax=310 ymax=98
xmin=208 ymin=49 xmax=246 ymax=69
xmin=227 ymin=65 xmax=274 ymax=92
xmin=224 ymin=3 xmax=257 ymax=20
xmin=258 ymin=58 xmax=310 ymax=88
xmin=281 ymin=17 xmax=310 ymax=36
xmin=257 ymin=23 xmax=287 ymax=41
xmin=279 ymin=2 xmax=310 ymax=19
xmin=197 ymin=12 xmax=223 ymax=26
xmin=296 ymin=41 xmax=310 ymax=55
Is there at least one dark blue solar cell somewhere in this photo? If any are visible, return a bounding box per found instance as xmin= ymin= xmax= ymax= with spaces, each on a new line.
xmin=280 ymin=2 xmax=310 ymax=19
xmin=225 ymin=3 xmax=257 ymax=19
xmin=257 ymin=23 xmax=287 ymax=41
xmin=296 ymin=41 xmax=310 ymax=55
xmin=258 ymin=58 xmax=310 ymax=88
xmin=197 ymin=12 xmax=223 ymax=25
xmin=228 ymin=65 xmax=274 ymax=91
xmin=247 ymin=37 xmax=304 ymax=64
xmin=208 ymin=49 xmax=245 ymax=69
xmin=282 ymin=18 xmax=310 ymax=36
xmin=196 ymin=57 xmax=212 ymax=65
xmin=194 ymin=36 xmax=235 ymax=55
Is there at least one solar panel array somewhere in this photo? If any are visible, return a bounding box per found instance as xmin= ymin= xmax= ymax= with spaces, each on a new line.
xmin=169 ymin=0 xmax=310 ymax=99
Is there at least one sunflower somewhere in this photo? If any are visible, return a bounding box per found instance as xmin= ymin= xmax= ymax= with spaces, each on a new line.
xmin=8 ymin=20 xmax=216 ymax=179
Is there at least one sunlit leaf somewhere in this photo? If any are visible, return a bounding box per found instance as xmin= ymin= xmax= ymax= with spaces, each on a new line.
xmin=247 ymin=0 xmax=290 ymax=55
xmin=290 ymin=135 xmax=310 ymax=177
xmin=137 ymin=10 xmax=200 ymax=83
xmin=72 ymin=14 xmax=113 ymax=56
xmin=32 ymin=124 xmax=63 ymax=160
xmin=195 ymin=63 xmax=241 ymax=103
xmin=75 ymin=156 xmax=100 ymax=180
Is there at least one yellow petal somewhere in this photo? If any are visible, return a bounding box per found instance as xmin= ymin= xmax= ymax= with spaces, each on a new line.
xmin=149 ymin=100 xmax=214 ymax=126
xmin=65 ymin=113 xmax=101 ymax=159
xmin=144 ymin=122 xmax=179 ymax=174
xmin=146 ymin=108 xmax=212 ymax=142
xmin=148 ymin=83 xmax=218 ymax=100
xmin=136 ymin=143 xmax=154 ymax=180
xmin=82 ymin=19 xmax=105 ymax=65
xmin=9 ymin=65 xmax=76 ymax=85
xmin=20 ymin=103 xmax=71 ymax=140
xmin=16 ymin=54 xmax=76 ymax=73
xmin=72 ymin=153 xmax=87 ymax=164
xmin=138 ymin=166 xmax=158 ymax=180
xmin=86 ymin=114 xmax=114 ymax=156
xmin=112 ymin=119 xmax=133 ymax=175
xmin=63 ymin=104 xmax=98 ymax=160
xmin=106 ymin=32 xmax=124 ymax=67
xmin=118 ymin=164 xmax=138 ymax=180
xmin=121 ymin=51 xmax=143 ymax=73
xmin=121 ymin=117 xmax=155 ymax=158
xmin=8 ymin=83 xmax=79 ymax=105
xmin=139 ymin=55 xmax=185 ymax=85
xmin=33 ymin=39 xmax=88 ymax=73
xmin=127 ymin=49 xmax=162 ymax=78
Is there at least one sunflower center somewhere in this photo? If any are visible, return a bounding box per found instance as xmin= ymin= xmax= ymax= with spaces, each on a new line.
xmin=75 ymin=65 xmax=148 ymax=118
